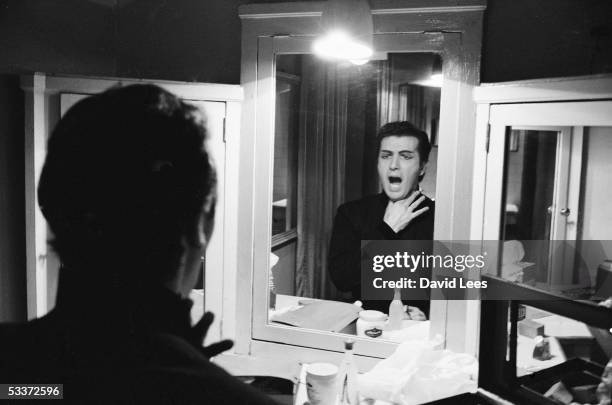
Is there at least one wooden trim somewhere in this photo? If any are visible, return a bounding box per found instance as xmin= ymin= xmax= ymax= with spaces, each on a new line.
xmin=238 ymin=0 xmax=486 ymax=370
xmin=244 ymin=33 xmax=483 ymax=358
xmin=23 ymin=73 xmax=48 ymax=319
xmin=215 ymin=339 xmax=382 ymax=379
xmin=221 ymin=100 xmax=242 ymax=345
xmin=373 ymin=6 xmax=486 ymax=15
xmin=239 ymin=0 xmax=486 ymax=19
xmin=276 ymin=71 xmax=301 ymax=84
xmin=234 ymin=23 xmax=259 ymax=356
xmin=21 ymin=73 xmax=243 ymax=325
xmin=21 ymin=74 xmax=243 ymax=102
xmin=239 ymin=1 xmax=323 ymax=19
xmin=271 ymin=229 xmax=297 ymax=248
xmin=474 ymin=74 xmax=612 ymax=104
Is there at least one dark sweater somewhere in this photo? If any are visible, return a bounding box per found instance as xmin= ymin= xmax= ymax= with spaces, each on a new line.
xmin=328 ymin=192 xmax=435 ymax=313
xmin=0 ymin=278 xmax=277 ymax=405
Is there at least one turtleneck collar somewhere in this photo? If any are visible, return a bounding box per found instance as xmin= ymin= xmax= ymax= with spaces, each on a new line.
xmin=53 ymin=266 xmax=195 ymax=341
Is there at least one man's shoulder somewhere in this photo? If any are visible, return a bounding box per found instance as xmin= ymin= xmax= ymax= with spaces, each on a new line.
xmin=0 ymin=319 xmax=46 ymax=361
xmin=127 ymin=351 xmax=278 ymax=405
xmin=0 ymin=326 xmax=277 ymax=404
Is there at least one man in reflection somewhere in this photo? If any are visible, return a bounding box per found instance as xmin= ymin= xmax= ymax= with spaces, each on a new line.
xmin=0 ymin=85 xmax=277 ymax=404
xmin=328 ymin=121 xmax=434 ymax=317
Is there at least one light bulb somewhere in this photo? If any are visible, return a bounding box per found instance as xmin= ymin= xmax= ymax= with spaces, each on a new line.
xmin=313 ymin=30 xmax=373 ymax=61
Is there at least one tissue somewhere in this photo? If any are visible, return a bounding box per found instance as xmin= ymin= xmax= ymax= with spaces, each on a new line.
xmin=502 ymin=240 xmax=525 ymax=265
xmin=501 ymin=240 xmax=535 ymax=282
xmin=358 ymin=336 xmax=477 ymax=404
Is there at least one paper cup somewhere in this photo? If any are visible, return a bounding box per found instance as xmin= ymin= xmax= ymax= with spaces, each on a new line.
xmin=306 ymin=362 xmax=338 ymax=405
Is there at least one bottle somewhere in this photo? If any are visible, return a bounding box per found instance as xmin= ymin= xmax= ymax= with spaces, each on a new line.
xmin=337 ymin=340 xmax=358 ymax=405
xmin=387 ymin=287 xmax=403 ymax=331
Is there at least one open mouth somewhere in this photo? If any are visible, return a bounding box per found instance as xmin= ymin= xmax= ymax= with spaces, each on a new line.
xmin=388 ymin=176 xmax=402 ymax=185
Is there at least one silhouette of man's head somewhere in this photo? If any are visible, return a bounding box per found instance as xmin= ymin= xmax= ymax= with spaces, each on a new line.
xmin=38 ymin=84 xmax=216 ymax=291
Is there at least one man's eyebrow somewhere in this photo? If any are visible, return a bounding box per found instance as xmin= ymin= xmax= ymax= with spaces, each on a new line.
xmin=399 ymin=150 xmax=416 ymax=154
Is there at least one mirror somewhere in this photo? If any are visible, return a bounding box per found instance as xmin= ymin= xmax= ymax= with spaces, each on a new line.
xmin=512 ymin=304 xmax=612 ymax=380
xmin=500 ymin=126 xmax=612 ymax=301
xmin=268 ymin=53 xmax=441 ymax=341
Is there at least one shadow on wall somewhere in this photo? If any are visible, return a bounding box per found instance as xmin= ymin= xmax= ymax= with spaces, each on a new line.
xmin=0 ymin=75 xmax=26 ymax=322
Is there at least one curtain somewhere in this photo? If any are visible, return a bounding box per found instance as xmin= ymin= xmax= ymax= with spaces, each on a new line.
xmin=398 ymin=84 xmax=426 ymax=130
xmin=295 ymin=58 xmax=349 ymax=298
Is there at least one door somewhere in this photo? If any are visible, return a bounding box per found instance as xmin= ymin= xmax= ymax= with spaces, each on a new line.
xmin=483 ymin=101 xmax=612 ymax=297
xmin=34 ymin=94 xmax=227 ymax=334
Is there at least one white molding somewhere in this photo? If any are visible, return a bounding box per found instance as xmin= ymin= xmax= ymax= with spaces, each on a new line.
xmin=373 ymin=6 xmax=486 ymax=15
xmin=489 ymin=101 xmax=612 ymax=127
xmin=215 ymin=340 xmax=382 ymax=378
xmin=276 ymin=71 xmax=301 ymax=84
xmin=239 ymin=1 xmax=323 ymax=19
xmin=23 ymin=73 xmax=49 ymax=319
xmin=239 ymin=0 xmax=486 ymax=19
xmin=21 ymin=74 xmax=242 ymax=324
xmin=474 ymin=74 xmax=612 ymax=104
xmin=21 ymin=74 xmax=243 ymax=102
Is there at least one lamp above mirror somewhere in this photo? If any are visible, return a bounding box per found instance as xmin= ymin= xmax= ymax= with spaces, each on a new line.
xmin=312 ymin=0 xmax=374 ymax=65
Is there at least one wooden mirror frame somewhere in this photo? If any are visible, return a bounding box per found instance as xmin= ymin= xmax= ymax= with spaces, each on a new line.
xmin=226 ymin=0 xmax=486 ymax=373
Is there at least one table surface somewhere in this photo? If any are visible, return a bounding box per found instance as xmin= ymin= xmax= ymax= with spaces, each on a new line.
xmin=270 ymin=294 xmax=430 ymax=342
xmin=515 ymin=310 xmax=594 ymax=376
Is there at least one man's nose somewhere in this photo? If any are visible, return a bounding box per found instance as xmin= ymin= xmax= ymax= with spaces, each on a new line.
xmin=389 ymin=154 xmax=399 ymax=169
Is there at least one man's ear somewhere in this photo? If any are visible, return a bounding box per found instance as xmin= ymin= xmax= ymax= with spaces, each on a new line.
xmin=419 ymin=161 xmax=428 ymax=178
xmin=186 ymin=193 xmax=216 ymax=248
xmin=202 ymin=193 xmax=216 ymax=245
xmin=186 ymin=215 xmax=206 ymax=248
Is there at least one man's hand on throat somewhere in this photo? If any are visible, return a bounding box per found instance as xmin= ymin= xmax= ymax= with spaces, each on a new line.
xmin=383 ymin=190 xmax=429 ymax=233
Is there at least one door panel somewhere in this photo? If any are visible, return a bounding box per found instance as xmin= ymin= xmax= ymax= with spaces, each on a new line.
xmin=484 ymin=101 xmax=612 ymax=300
xmin=40 ymin=95 xmax=227 ymax=334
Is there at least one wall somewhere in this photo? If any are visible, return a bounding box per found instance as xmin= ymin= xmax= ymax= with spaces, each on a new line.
xmin=1 ymin=0 xmax=611 ymax=83
xmin=481 ymin=0 xmax=612 ymax=82
xmin=115 ymin=0 xmax=242 ymax=83
xmin=0 ymin=0 xmax=114 ymax=318
xmin=0 ymin=0 xmax=116 ymax=77
xmin=0 ymin=76 xmax=26 ymax=322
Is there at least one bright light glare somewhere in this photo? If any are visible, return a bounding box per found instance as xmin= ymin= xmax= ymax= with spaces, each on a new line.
xmin=418 ymin=73 xmax=443 ymax=88
xmin=350 ymin=59 xmax=369 ymax=66
xmin=313 ymin=30 xmax=373 ymax=61
xmin=430 ymin=73 xmax=443 ymax=86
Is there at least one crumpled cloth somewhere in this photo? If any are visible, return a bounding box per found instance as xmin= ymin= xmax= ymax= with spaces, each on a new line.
xmin=358 ymin=335 xmax=478 ymax=404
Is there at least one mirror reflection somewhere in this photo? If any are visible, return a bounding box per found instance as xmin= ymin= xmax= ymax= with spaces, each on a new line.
xmin=513 ymin=304 xmax=612 ymax=379
xmin=269 ymin=53 xmax=441 ymax=341
xmin=500 ymin=126 xmax=612 ymax=302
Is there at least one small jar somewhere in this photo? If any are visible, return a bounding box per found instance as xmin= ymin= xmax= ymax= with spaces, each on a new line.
xmin=356 ymin=310 xmax=386 ymax=338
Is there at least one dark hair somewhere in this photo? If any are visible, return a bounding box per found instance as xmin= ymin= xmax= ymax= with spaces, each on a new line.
xmin=38 ymin=84 xmax=216 ymax=284
xmin=376 ymin=121 xmax=432 ymax=164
